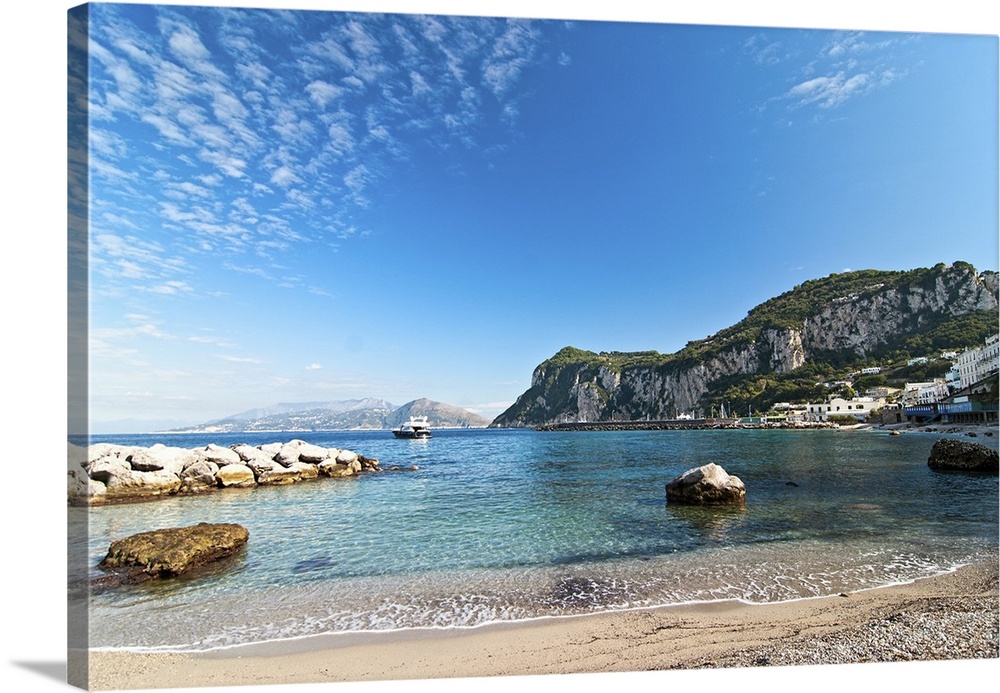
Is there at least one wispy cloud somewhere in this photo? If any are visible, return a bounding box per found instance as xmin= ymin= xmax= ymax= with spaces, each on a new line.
xmin=786 ymin=72 xmax=871 ymax=109
xmin=87 ymin=5 xmax=556 ymax=307
xmin=747 ymin=30 xmax=909 ymax=114
xmin=220 ymin=355 xmax=264 ymax=364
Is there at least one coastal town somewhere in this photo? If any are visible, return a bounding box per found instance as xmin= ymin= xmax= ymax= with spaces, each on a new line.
xmin=760 ymin=332 xmax=998 ymax=427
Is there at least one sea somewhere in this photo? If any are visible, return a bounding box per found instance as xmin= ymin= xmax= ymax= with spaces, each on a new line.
xmin=71 ymin=427 xmax=999 ymax=653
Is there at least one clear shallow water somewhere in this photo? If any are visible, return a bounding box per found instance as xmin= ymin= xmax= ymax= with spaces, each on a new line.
xmin=74 ymin=428 xmax=999 ymax=651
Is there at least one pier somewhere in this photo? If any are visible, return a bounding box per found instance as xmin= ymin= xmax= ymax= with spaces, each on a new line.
xmin=535 ymin=418 xmax=741 ymax=431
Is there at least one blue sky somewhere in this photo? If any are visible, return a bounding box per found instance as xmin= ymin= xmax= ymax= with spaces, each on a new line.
xmin=76 ymin=1 xmax=998 ymax=430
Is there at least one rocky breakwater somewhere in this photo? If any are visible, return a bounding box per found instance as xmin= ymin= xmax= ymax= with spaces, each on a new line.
xmin=67 ymin=439 xmax=382 ymax=505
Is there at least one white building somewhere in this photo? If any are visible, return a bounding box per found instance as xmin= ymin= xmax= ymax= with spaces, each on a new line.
xmin=806 ymin=396 xmax=886 ymax=422
xmin=946 ymin=365 xmax=963 ymax=390
xmin=955 ymin=333 xmax=1000 ymax=389
xmin=902 ymin=379 xmax=950 ymax=406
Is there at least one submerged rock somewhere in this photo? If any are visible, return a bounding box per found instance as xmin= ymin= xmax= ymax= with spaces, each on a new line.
xmin=666 ymin=463 xmax=746 ymax=506
xmin=98 ymin=522 xmax=249 ymax=581
xmin=927 ymin=438 xmax=999 ymax=473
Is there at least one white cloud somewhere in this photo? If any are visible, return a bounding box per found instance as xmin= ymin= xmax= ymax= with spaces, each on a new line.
xmin=306 ymin=363 xmax=322 ymax=370
xmin=141 ymin=113 xmax=195 ymax=146
xmin=168 ymin=25 xmax=212 ymax=63
xmin=787 ymin=72 xmax=870 ymax=108
xmin=220 ymin=355 xmax=263 ymax=363
xmin=148 ymin=280 xmax=194 ymax=295
xmin=327 ymin=119 xmax=355 ymax=156
xmin=270 ymin=165 xmax=301 ymax=187
xmin=167 ymin=23 xmax=227 ymax=81
xmin=482 ymin=21 xmax=540 ymax=98
xmin=306 ymin=80 xmax=343 ymax=107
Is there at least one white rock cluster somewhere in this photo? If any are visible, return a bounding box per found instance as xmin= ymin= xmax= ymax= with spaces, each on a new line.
xmin=67 ymin=439 xmax=380 ymax=505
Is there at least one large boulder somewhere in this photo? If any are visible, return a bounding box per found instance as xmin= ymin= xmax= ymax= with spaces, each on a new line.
xmin=297 ymin=443 xmax=333 ymax=463
xmin=335 ymin=449 xmax=359 ymax=465
xmin=87 ymin=456 xmax=182 ymax=502
xmin=318 ymin=460 xmax=361 ymax=477
xmin=199 ymin=444 xmax=242 ymax=467
xmin=256 ymin=465 xmax=305 ymax=485
xmin=288 ymin=461 xmax=319 ymax=480
xmin=927 ymin=439 xmax=999 ymax=473
xmin=666 ymin=463 xmax=746 ymax=506
xmin=215 ymin=463 xmax=256 ymax=488
xmin=98 ymin=522 xmax=249 ymax=580
xmin=358 ymin=455 xmax=380 ymax=471
xmin=275 ymin=441 xmax=307 ymax=467
xmin=129 ymin=444 xmax=197 ymax=475
xmin=67 ymin=465 xmax=107 ymax=505
xmin=232 ymin=444 xmax=283 ymax=476
xmin=179 ymin=460 xmax=220 ymax=492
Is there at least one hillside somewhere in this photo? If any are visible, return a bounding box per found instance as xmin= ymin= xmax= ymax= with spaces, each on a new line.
xmin=491 ymin=262 xmax=999 ymax=427
xmin=169 ymin=398 xmax=490 ymax=433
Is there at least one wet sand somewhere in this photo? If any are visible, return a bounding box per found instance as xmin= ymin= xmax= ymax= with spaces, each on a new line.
xmin=85 ymin=553 xmax=998 ymax=691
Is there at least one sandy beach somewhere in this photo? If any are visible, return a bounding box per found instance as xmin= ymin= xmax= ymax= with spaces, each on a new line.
xmin=84 ymin=552 xmax=998 ymax=691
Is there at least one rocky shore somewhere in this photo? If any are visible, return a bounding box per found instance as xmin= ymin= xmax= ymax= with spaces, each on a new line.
xmin=699 ymin=552 xmax=999 ymax=669
xmin=67 ymin=439 xmax=384 ymax=506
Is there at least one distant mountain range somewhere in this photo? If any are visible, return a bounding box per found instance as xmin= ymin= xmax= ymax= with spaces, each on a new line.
xmin=166 ymin=398 xmax=490 ymax=433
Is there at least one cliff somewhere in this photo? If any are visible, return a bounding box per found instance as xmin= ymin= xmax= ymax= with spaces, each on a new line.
xmin=491 ymin=263 xmax=999 ymax=427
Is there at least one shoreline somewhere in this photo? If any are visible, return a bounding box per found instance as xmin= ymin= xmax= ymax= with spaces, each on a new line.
xmin=86 ymin=552 xmax=998 ymax=690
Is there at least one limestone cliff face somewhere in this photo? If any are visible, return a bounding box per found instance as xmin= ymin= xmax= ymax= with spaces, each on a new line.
xmin=492 ymin=264 xmax=999 ymax=427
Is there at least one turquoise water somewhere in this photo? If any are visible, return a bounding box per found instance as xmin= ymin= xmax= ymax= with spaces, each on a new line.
xmin=74 ymin=428 xmax=999 ymax=651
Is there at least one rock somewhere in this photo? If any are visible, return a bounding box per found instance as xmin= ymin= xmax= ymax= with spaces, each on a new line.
xmin=180 ymin=460 xmax=220 ymax=492
xmin=98 ymin=522 xmax=249 ymax=580
xmin=233 ymin=444 xmax=283 ymax=475
xmin=666 ymin=463 xmax=746 ymax=506
xmin=297 ymin=443 xmax=332 ymax=463
xmin=288 ymin=461 xmax=319 ymax=480
xmin=93 ymin=466 xmax=182 ymax=502
xmin=215 ymin=463 xmax=256 ymax=488
xmin=259 ymin=442 xmax=283 ymax=458
xmin=200 ymin=444 xmax=242 ymax=467
xmin=359 ymin=455 xmax=380 ymax=471
xmin=87 ymin=444 xmax=138 ymax=467
xmin=335 ymin=450 xmax=359 ymax=465
xmin=275 ymin=441 xmax=307 ymax=467
xmin=319 ymin=460 xmax=355 ymax=477
xmin=86 ymin=447 xmax=135 ymax=480
xmin=927 ymin=439 xmax=999 ymax=473
xmin=256 ymin=465 xmax=304 ymax=485
xmin=68 ymin=465 xmax=106 ymax=505
xmin=129 ymin=444 xmax=196 ymax=475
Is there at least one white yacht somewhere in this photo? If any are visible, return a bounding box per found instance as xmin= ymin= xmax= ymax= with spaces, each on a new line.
xmin=392 ymin=415 xmax=432 ymax=439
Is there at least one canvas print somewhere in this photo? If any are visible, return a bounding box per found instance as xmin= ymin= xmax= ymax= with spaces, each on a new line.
xmin=67 ymin=2 xmax=999 ymax=690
